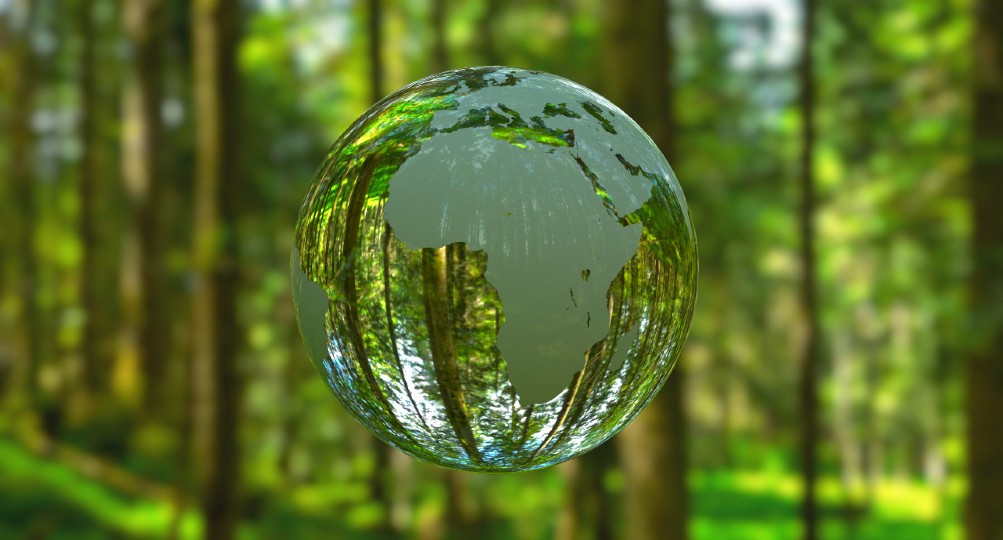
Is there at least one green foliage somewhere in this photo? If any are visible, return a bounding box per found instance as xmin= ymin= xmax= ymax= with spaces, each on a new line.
xmin=0 ymin=437 xmax=958 ymax=540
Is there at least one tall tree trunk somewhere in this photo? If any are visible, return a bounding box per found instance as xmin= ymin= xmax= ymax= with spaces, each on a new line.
xmin=428 ymin=9 xmax=480 ymax=537
xmin=604 ymin=0 xmax=688 ymax=539
xmin=858 ymin=305 xmax=880 ymax=507
xmin=364 ymin=0 xmax=394 ymax=528
xmin=277 ymin=313 xmax=303 ymax=483
xmin=167 ymin=336 xmax=195 ymax=540
xmin=443 ymin=467 xmax=474 ymax=539
xmin=617 ymin=371 xmax=687 ymax=540
xmin=421 ymin=246 xmax=481 ymax=538
xmin=478 ymin=0 xmax=500 ymax=65
xmin=7 ymin=0 xmax=40 ymax=406
xmin=557 ymin=442 xmax=615 ymax=540
xmin=192 ymin=0 xmax=242 ymax=538
xmin=0 ymin=5 xmax=9 ymax=398
xmin=368 ymin=0 xmax=383 ymax=104
xmin=585 ymin=443 xmax=615 ymax=540
xmin=79 ymin=0 xmax=119 ymax=401
xmin=421 ymin=247 xmax=481 ymax=462
xmin=832 ymin=332 xmax=859 ymax=494
xmin=123 ymin=0 xmax=169 ymax=414
xmin=556 ymin=458 xmax=583 ymax=540
xmin=389 ymin=448 xmax=415 ymax=532
xmin=166 ymin=8 xmax=195 ymax=537
xmin=432 ymin=0 xmax=447 ymax=72
xmin=966 ymin=2 xmax=1003 ymax=539
xmin=797 ymin=0 xmax=820 ymax=537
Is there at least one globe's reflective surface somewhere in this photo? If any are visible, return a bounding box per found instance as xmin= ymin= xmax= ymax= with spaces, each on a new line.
xmin=293 ymin=66 xmax=697 ymax=472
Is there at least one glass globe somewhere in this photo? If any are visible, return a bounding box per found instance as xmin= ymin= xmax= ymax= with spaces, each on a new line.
xmin=292 ymin=66 xmax=697 ymax=472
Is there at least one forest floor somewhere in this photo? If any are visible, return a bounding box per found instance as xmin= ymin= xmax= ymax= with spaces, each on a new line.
xmin=0 ymin=436 xmax=961 ymax=540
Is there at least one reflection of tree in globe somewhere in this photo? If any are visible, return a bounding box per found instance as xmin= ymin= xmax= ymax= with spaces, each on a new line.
xmin=292 ymin=66 xmax=697 ymax=472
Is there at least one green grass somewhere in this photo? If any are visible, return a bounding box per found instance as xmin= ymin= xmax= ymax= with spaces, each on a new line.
xmin=690 ymin=469 xmax=960 ymax=540
xmin=0 ymin=437 xmax=960 ymax=539
xmin=0 ymin=438 xmax=199 ymax=539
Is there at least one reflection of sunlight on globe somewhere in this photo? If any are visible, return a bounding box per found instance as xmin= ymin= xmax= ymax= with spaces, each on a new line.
xmin=292 ymin=66 xmax=698 ymax=472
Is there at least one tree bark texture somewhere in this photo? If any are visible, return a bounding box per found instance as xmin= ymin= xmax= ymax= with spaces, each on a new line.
xmin=797 ymin=0 xmax=820 ymax=537
xmin=123 ymin=0 xmax=169 ymax=413
xmin=192 ymin=0 xmax=243 ymax=538
xmin=364 ymin=1 xmax=394 ymax=525
xmin=79 ymin=0 xmax=120 ymax=397
xmin=368 ymin=0 xmax=383 ymax=104
xmin=7 ymin=0 xmax=41 ymax=404
xmin=603 ymin=0 xmax=688 ymax=539
xmin=432 ymin=0 xmax=448 ymax=73
xmin=421 ymin=246 xmax=482 ymax=463
xmin=967 ymin=2 xmax=1003 ymax=539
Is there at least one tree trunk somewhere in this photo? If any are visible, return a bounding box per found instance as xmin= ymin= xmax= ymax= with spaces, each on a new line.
xmin=389 ymin=448 xmax=414 ymax=532
xmin=364 ymin=0 xmax=394 ymax=527
xmin=443 ymin=467 xmax=474 ymax=539
xmin=833 ymin=332 xmax=860 ymax=494
xmin=421 ymin=247 xmax=481 ymax=462
xmin=556 ymin=458 xmax=583 ymax=540
xmin=584 ymin=443 xmax=615 ymax=540
xmin=617 ymin=372 xmax=688 ymax=540
xmin=277 ymin=313 xmax=303 ymax=483
xmin=859 ymin=306 xmax=880 ymax=507
xmin=444 ymin=244 xmax=484 ymax=537
xmin=797 ymin=0 xmax=820 ymax=537
xmin=191 ymin=0 xmax=243 ymax=538
xmin=368 ymin=0 xmax=383 ymax=104
xmin=421 ymin=246 xmax=481 ymax=538
xmin=432 ymin=0 xmax=447 ymax=73
xmin=123 ymin=0 xmax=169 ymax=414
xmin=427 ymin=11 xmax=480 ymax=539
xmin=7 ymin=0 xmax=41 ymax=406
xmin=79 ymin=0 xmax=119 ymax=400
xmin=557 ymin=442 xmax=615 ymax=540
xmin=604 ymin=0 xmax=688 ymax=538
xmin=966 ymin=2 xmax=1003 ymax=539
xmin=478 ymin=0 xmax=500 ymax=66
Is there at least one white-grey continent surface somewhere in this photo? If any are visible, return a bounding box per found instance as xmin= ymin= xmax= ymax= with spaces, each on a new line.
xmin=384 ymin=72 xmax=661 ymax=404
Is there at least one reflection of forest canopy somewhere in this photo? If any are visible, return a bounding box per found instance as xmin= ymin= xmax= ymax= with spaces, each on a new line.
xmin=295 ymin=68 xmax=697 ymax=471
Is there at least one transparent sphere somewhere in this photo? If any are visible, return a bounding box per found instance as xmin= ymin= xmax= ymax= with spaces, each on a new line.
xmin=292 ymin=67 xmax=697 ymax=472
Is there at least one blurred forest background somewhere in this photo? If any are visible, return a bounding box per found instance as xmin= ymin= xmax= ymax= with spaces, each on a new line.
xmin=1 ymin=0 xmax=1002 ymax=539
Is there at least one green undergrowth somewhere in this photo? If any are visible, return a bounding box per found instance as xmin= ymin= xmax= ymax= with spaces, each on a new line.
xmin=0 ymin=437 xmax=960 ymax=540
